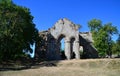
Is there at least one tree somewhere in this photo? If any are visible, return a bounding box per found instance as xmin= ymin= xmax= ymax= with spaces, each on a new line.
xmin=115 ymin=34 xmax=120 ymax=56
xmin=112 ymin=41 xmax=119 ymax=56
xmin=88 ymin=19 xmax=118 ymax=58
xmin=0 ymin=0 xmax=39 ymax=61
xmin=103 ymin=23 xmax=118 ymax=58
xmin=88 ymin=19 xmax=102 ymax=32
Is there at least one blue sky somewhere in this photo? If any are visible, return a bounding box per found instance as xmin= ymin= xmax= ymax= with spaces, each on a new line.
xmin=12 ymin=0 xmax=120 ymax=57
xmin=13 ymin=0 xmax=120 ymax=33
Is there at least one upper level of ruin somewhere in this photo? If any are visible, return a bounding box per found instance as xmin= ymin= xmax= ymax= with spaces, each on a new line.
xmin=39 ymin=18 xmax=93 ymax=43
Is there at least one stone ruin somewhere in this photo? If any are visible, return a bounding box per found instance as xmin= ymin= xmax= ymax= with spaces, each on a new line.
xmin=35 ymin=18 xmax=98 ymax=60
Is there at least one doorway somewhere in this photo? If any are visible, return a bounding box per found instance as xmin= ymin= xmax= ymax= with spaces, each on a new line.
xmin=58 ymin=35 xmax=66 ymax=60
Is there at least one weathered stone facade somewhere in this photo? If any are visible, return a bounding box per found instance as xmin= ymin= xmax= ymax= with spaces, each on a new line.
xmin=35 ymin=18 xmax=98 ymax=60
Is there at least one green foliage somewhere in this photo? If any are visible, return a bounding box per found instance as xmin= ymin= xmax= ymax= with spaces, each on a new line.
xmin=0 ymin=0 xmax=39 ymax=61
xmin=88 ymin=19 xmax=102 ymax=32
xmin=88 ymin=19 xmax=118 ymax=57
xmin=112 ymin=35 xmax=120 ymax=56
xmin=117 ymin=34 xmax=120 ymax=45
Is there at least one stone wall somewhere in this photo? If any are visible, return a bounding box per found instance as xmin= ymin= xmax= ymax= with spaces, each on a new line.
xmin=35 ymin=18 xmax=98 ymax=60
xmin=79 ymin=32 xmax=98 ymax=58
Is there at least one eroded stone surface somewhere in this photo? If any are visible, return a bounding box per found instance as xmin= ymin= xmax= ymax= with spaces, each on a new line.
xmin=35 ymin=18 xmax=98 ymax=60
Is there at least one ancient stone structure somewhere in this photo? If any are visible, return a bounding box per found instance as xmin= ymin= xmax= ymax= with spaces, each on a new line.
xmin=35 ymin=18 xmax=98 ymax=60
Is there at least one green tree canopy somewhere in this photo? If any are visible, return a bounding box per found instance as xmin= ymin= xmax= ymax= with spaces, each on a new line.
xmin=88 ymin=19 xmax=118 ymax=58
xmin=115 ymin=35 xmax=120 ymax=56
xmin=0 ymin=0 xmax=39 ymax=60
xmin=88 ymin=19 xmax=102 ymax=32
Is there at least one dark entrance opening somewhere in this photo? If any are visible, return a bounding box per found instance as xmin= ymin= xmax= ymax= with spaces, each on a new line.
xmin=70 ymin=37 xmax=75 ymax=59
xmin=58 ymin=35 xmax=66 ymax=60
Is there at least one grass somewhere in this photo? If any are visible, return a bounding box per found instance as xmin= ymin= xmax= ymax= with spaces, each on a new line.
xmin=0 ymin=58 xmax=120 ymax=76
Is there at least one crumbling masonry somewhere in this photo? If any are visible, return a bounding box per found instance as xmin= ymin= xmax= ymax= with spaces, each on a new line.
xmin=35 ymin=18 xmax=98 ymax=60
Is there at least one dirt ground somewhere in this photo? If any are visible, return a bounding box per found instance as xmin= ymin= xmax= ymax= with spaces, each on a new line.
xmin=0 ymin=59 xmax=120 ymax=76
